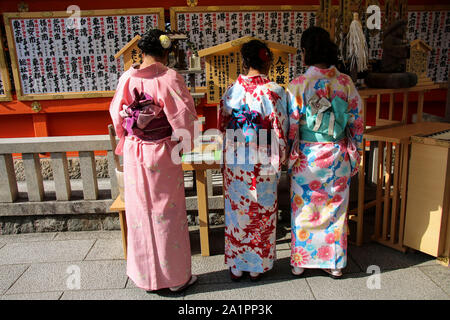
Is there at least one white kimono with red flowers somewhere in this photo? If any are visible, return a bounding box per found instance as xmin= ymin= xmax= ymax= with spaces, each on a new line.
xmin=286 ymin=66 xmax=363 ymax=270
xmin=218 ymin=74 xmax=288 ymax=274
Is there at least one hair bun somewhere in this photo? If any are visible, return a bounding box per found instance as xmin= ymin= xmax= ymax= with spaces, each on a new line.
xmin=241 ymin=40 xmax=273 ymax=72
xmin=137 ymin=29 xmax=169 ymax=58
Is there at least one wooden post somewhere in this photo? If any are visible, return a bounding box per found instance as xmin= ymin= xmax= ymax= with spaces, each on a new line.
xmin=390 ymin=144 xmax=402 ymax=244
xmin=445 ymin=77 xmax=450 ymax=122
xmin=389 ymin=93 xmax=394 ymax=121
xmin=382 ymin=143 xmax=393 ymax=240
xmin=398 ymin=142 xmax=410 ymax=248
xmin=356 ymin=140 xmax=366 ymax=246
xmin=402 ymin=93 xmax=409 ymax=123
xmin=375 ymin=94 xmax=381 ymax=125
xmin=119 ymin=210 xmax=127 ymax=260
xmin=417 ymin=91 xmax=425 ymax=122
xmin=375 ymin=141 xmax=385 ymax=238
xmin=107 ymin=151 xmax=119 ymax=200
xmin=195 ymin=168 xmax=210 ymax=256
xmin=32 ymin=114 xmax=49 ymax=137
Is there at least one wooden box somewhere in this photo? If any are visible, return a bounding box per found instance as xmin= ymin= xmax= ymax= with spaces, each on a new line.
xmin=404 ymin=129 xmax=450 ymax=266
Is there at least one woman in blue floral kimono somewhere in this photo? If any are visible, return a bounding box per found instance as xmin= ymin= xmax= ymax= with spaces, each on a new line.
xmin=287 ymin=27 xmax=363 ymax=278
xmin=218 ymin=40 xmax=288 ymax=281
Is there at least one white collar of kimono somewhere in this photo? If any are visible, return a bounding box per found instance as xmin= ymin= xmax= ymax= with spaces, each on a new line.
xmin=304 ymin=65 xmax=340 ymax=80
xmin=129 ymin=62 xmax=168 ymax=78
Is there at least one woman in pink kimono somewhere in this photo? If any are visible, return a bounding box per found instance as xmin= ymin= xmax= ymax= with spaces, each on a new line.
xmin=218 ymin=40 xmax=288 ymax=282
xmin=287 ymin=27 xmax=363 ymax=278
xmin=110 ymin=29 xmax=198 ymax=293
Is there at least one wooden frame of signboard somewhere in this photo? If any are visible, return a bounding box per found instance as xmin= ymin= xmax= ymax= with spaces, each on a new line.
xmin=3 ymin=8 xmax=165 ymax=101
xmin=0 ymin=27 xmax=13 ymax=102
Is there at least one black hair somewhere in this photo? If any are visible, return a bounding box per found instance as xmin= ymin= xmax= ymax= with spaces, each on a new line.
xmin=300 ymin=26 xmax=339 ymax=67
xmin=241 ymin=40 xmax=273 ymax=73
xmin=137 ymin=29 xmax=170 ymax=58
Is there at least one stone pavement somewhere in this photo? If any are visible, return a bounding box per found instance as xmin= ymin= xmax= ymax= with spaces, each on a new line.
xmin=0 ymin=224 xmax=449 ymax=300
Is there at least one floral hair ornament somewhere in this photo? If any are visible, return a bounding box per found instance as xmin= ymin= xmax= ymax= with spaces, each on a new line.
xmin=159 ymin=35 xmax=171 ymax=49
xmin=259 ymin=48 xmax=270 ymax=62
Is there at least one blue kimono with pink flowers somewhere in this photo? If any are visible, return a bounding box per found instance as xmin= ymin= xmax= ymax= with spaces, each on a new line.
xmin=287 ymin=66 xmax=363 ymax=270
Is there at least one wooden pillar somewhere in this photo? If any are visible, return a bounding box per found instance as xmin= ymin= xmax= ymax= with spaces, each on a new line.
xmin=375 ymin=141 xmax=385 ymax=239
xmin=32 ymin=113 xmax=49 ymax=137
xmin=389 ymin=93 xmax=394 ymax=121
xmin=402 ymin=93 xmax=409 ymax=123
xmin=445 ymin=77 xmax=450 ymax=122
xmin=417 ymin=91 xmax=425 ymax=123
xmin=382 ymin=143 xmax=393 ymax=240
xmin=390 ymin=144 xmax=402 ymax=244
xmin=375 ymin=94 xmax=381 ymax=125
xmin=398 ymin=142 xmax=410 ymax=248
xmin=196 ymin=168 xmax=210 ymax=256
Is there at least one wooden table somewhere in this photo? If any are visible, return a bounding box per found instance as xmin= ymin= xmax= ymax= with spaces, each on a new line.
xmin=362 ymin=122 xmax=450 ymax=252
xmin=109 ymin=161 xmax=220 ymax=259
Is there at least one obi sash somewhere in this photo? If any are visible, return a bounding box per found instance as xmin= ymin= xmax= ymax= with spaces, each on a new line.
xmin=120 ymin=88 xmax=172 ymax=142
xmin=227 ymin=104 xmax=270 ymax=144
xmin=300 ymin=94 xmax=349 ymax=143
xmin=288 ymin=93 xmax=361 ymax=176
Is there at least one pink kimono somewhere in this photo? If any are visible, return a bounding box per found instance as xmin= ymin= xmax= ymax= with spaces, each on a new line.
xmin=109 ymin=62 xmax=197 ymax=291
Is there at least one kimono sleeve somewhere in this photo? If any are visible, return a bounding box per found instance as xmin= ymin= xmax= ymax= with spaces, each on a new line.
xmin=109 ymin=71 xmax=133 ymax=155
xmin=269 ymin=86 xmax=289 ymax=165
xmin=217 ymin=84 xmax=235 ymax=133
xmin=286 ymin=83 xmax=303 ymax=149
xmin=346 ymin=80 xmax=364 ymax=155
xmin=161 ymin=72 xmax=198 ymax=143
xmin=345 ymin=79 xmax=364 ymax=176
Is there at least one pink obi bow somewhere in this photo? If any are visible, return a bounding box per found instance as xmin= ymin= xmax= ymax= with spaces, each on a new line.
xmin=115 ymin=88 xmax=172 ymax=155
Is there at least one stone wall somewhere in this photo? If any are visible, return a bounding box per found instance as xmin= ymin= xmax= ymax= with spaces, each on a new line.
xmin=0 ymin=213 xmax=121 ymax=234
xmin=0 ymin=211 xmax=227 ymax=235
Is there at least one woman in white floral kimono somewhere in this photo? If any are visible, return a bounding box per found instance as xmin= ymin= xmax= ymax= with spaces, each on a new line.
xmin=287 ymin=27 xmax=363 ymax=278
xmin=218 ymin=40 xmax=288 ymax=281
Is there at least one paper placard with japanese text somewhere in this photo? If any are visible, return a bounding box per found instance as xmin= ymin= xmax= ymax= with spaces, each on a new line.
xmin=3 ymin=9 xmax=164 ymax=100
xmin=206 ymin=50 xmax=290 ymax=103
xmin=171 ymin=7 xmax=317 ymax=88
xmin=0 ymin=28 xmax=12 ymax=101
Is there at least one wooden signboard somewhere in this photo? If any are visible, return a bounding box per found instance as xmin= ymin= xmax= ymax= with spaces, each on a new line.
xmin=0 ymin=28 xmax=12 ymax=102
xmin=198 ymin=36 xmax=296 ymax=103
xmin=114 ymin=35 xmax=142 ymax=72
xmin=3 ymin=8 xmax=164 ymax=101
xmin=170 ymin=5 xmax=317 ymax=88
xmin=406 ymin=39 xmax=433 ymax=85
